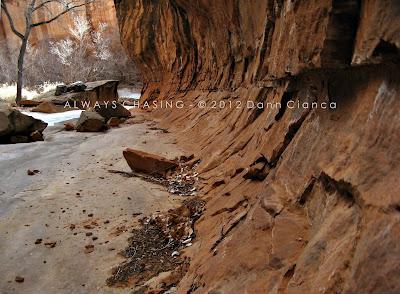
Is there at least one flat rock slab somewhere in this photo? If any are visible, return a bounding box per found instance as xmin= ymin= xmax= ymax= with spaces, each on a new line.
xmin=123 ymin=148 xmax=178 ymax=176
xmin=18 ymin=100 xmax=41 ymax=107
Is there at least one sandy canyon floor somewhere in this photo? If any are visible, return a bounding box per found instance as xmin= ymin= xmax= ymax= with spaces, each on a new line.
xmin=0 ymin=117 xmax=185 ymax=293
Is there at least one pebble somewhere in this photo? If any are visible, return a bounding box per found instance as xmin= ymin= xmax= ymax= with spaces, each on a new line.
xmin=84 ymin=244 xmax=95 ymax=253
xmin=44 ymin=242 xmax=56 ymax=248
xmin=15 ymin=276 xmax=24 ymax=283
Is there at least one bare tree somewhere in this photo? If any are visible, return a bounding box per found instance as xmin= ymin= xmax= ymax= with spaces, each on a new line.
xmin=1 ymin=0 xmax=91 ymax=102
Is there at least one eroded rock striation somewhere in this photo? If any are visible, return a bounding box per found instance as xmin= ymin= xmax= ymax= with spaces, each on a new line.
xmin=115 ymin=0 xmax=400 ymax=292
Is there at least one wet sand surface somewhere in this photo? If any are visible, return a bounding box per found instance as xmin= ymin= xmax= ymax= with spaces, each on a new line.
xmin=0 ymin=120 xmax=183 ymax=293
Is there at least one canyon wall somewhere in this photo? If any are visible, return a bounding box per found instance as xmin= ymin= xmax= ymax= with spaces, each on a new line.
xmin=0 ymin=0 xmax=117 ymax=47
xmin=115 ymin=0 xmax=400 ymax=293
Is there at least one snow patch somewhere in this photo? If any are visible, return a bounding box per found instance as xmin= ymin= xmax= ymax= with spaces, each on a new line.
xmin=21 ymin=110 xmax=83 ymax=126
xmin=118 ymin=88 xmax=141 ymax=99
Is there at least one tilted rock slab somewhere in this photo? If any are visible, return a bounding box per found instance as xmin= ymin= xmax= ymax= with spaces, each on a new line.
xmin=123 ymin=148 xmax=178 ymax=176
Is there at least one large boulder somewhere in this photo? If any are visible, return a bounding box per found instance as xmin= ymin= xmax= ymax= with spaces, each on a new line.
xmin=0 ymin=108 xmax=12 ymax=137
xmin=0 ymin=106 xmax=47 ymax=144
xmin=39 ymin=80 xmax=119 ymax=110
xmin=76 ymin=111 xmax=106 ymax=132
xmin=123 ymin=148 xmax=178 ymax=176
xmin=94 ymin=102 xmax=131 ymax=121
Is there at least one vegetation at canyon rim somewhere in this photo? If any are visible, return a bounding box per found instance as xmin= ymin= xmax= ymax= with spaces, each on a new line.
xmin=0 ymin=0 xmax=138 ymax=102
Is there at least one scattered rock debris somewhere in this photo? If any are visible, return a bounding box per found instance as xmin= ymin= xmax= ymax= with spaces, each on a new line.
xmin=167 ymin=164 xmax=199 ymax=196
xmin=106 ymin=197 xmax=205 ymax=291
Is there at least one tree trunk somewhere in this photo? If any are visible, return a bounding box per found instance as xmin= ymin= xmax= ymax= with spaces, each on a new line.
xmin=16 ymin=37 xmax=29 ymax=103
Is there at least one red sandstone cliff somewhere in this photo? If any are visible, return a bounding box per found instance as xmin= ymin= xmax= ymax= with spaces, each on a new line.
xmin=115 ymin=1 xmax=400 ymax=293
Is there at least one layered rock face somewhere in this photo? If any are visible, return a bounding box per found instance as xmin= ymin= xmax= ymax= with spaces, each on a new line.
xmin=115 ymin=0 xmax=400 ymax=293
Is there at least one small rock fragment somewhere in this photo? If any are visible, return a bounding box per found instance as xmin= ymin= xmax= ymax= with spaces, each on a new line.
xmin=30 ymin=130 xmax=44 ymax=142
xmin=106 ymin=117 xmax=121 ymax=128
xmin=44 ymin=242 xmax=56 ymax=248
xmin=84 ymin=244 xmax=95 ymax=254
xmin=64 ymin=122 xmax=75 ymax=131
xmin=27 ymin=169 xmax=39 ymax=176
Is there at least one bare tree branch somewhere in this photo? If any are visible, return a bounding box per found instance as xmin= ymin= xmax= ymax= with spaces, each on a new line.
xmin=33 ymin=0 xmax=60 ymax=12
xmin=33 ymin=0 xmax=76 ymax=12
xmin=1 ymin=0 xmax=96 ymax=101
xmin=1 ymin=2 xmax=25 ymax=39
xmin=31 ymin=1 xmax=93 ymax=27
